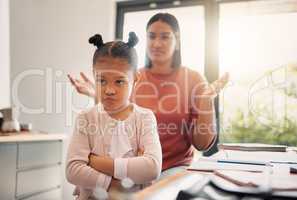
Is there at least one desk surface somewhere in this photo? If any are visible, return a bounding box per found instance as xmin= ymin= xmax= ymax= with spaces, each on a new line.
xmin=133 ymin=150 xmax=297 ymax=200
xmin=0 ymin=132 xmax=66 ymax=143
xmin=133 ymin=171 xmax=209 ymax=200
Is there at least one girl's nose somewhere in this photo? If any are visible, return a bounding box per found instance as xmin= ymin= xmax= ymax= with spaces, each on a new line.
xmin=105 ymin=85 xmax=116 ymax=95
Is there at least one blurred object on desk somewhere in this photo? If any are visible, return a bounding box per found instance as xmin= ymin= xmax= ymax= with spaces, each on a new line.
xmin=214 ymin=169 xmax=297 ymax=191
xmin=213 ymin=149 xmax=297 ymax=164
xmin=20 ymin=123 xmax=32 ymax=132
xmin=177 ymin=172 xmax=297 ymax=200
xmin=288 ymin=146 xmax=297 ymax=153
xmin=0 ymin=107 xmax=20 ymax=133
xmin=1 ymin=120 xmax=20 ymax=133
xmin=135 ymin=149 xmax=297 ymax=200
xmin=290 ymin=165 xmax=297 ymax=174
xmin=188 ymin=158 xmax=268 ymax=173
xmin=218 ymin=143 xmax=287 ymax=152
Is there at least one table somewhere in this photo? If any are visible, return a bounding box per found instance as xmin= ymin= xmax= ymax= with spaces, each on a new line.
xmin=132 ymin=150 xmax=297 ymax=200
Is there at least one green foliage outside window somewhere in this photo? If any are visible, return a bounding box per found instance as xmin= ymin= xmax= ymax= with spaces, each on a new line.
xmin=220 ymin=108 xmax=297 ymax=146
xmin=220 ymin=64 xmax=297 ymax=147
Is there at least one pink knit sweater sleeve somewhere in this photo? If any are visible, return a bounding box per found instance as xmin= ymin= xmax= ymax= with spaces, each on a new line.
xmin=113 ymin=109 xmax=162 ymax=184
xmin=66 ymin=113 xmax=111 ymax=190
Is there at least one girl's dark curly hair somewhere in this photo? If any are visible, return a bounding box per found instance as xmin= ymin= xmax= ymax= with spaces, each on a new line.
xmin=89 ymin=32 xmax=139 ymax=71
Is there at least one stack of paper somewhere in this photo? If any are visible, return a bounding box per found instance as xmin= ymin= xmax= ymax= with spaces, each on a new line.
xmin=218 ymin=143 xmax=287 ymax=152
xmin=214 ymin=170 xmax=297 ymax=191
xmin=212 ymin=150 xmax=297 ymax=164
xmin=188 ymin=160 xmax=268 ymax=172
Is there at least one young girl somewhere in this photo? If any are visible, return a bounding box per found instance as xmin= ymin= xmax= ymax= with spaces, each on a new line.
xmin=66 ymin=32 xmax=162 ymax=200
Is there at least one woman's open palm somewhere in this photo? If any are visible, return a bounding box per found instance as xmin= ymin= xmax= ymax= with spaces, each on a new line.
xmin=68 ymin=72 xmax=95 ymax=98
xmin=201 ymin=72 xmax=229 ymax=98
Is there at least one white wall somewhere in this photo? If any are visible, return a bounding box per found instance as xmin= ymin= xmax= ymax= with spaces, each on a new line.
xmin=0 ymin=0 xmax=10 ymax=109
xmin=10 ymin=0 xmax=116 ymax=199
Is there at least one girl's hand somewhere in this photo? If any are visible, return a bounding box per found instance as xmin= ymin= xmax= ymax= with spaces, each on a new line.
xmin=201 ymin=72 xmax=229 ymax=98
xmin=137 ymin=148 xmax=144 ymax=156
xmin=67 ymin=72 xmax=95 ymax=98
xmin=88 ymin=153 xmax=96 ymax=168
xmin=108 ymin=178 xmax=122 ymax=191
xmin=88 ymin=153 xmax=114 ymax=176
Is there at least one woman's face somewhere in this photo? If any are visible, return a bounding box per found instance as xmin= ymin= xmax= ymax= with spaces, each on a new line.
xmin=146 ymin=21 xmax=177 ymax=65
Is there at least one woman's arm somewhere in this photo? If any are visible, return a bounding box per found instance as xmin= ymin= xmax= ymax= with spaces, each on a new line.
xmin=89 ymin=111 xmax=162 ymax=184
xmin=66 ymin=113 xmax=112 ymax=190
xmin=191 ymin=73 xmax=229 ymax=150
xmin=192 ymin=93 xmax=217 ymax=150
xmin=68 ymin=73 xmax=96 ymax=98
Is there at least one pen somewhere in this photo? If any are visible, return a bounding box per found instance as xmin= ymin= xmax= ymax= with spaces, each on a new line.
xmin=217 ymin=159 xmax=269 ymax=166
xmin=270 ymin=161 xmax=297 ymax=165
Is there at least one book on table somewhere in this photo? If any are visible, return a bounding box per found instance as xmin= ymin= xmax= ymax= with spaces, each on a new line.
xmin=214 ymin=170 xmax=297 ymax=191
xmin=218 ymin=143 xmax=287 ymax=152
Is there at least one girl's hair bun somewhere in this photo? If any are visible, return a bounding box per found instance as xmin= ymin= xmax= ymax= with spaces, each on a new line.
xmin=126 ymin=32 xmax=138 ymax=48
xmin=89 ymin=34 xmax=104 ymax=49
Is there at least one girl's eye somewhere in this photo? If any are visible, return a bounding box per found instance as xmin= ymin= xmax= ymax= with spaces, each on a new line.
xmin=116 ymin=80 xmax=126 ymax=85
xmin=98 ymin=79 xmax=107 ymax=85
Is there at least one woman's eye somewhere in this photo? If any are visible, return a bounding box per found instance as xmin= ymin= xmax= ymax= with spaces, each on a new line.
xmin=161 ymin=35 xmax=170 ymax=40
xmin=148 ymin=34 xmax=156 ymax=40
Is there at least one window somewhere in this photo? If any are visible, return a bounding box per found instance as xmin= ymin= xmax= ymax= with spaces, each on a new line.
xmin=219 ymin=0 xmax=297 ymax=146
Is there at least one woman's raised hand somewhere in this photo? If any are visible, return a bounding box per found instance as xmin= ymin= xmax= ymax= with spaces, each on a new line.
xmin=67 ymin=72 xmax=95 ymax=98
xmin=202 ymin=72 xmax=229 ymax=98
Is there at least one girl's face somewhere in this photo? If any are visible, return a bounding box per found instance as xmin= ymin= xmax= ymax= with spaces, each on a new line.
xmin=93 ymin=57 xmax=135 ymax=113
xmin=146 ymin=20 xmax=177 ymax=65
